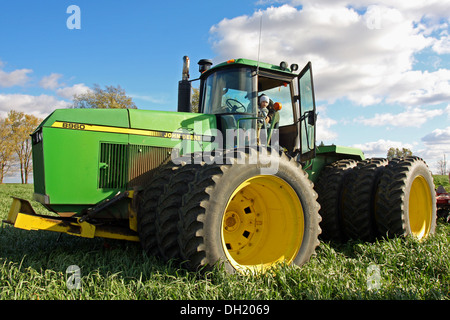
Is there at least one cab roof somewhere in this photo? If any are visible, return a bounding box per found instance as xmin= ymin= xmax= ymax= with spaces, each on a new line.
xmin=208 ymin=58 xmax=298 ymax=75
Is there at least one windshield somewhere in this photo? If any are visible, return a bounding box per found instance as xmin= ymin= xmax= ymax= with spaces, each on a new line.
xmin=202 ymin=67 xmax=256 ymax=114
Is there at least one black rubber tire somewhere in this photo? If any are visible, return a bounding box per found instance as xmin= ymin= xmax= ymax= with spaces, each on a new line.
xmin=314 ymin=159 xmax=358 ymax=242
xmin=137 ymin=162 xmax=178 ymax=257
xmin=155 ymin=162 xmax=202 ymax=262
xmin=341 ymin=158 xmax=388 ymax=241
xmin=177 ymin=149 xmax=321 ymax=273
xmin=375 ymin=156 xmax=436 ymax=240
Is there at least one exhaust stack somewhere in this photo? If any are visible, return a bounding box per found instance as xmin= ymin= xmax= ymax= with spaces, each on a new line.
xmin=177 ymin=56 xmax=192 ymax=113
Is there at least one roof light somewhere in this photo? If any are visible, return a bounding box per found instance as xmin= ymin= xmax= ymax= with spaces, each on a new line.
xmin=227 ymin=59 xmax=236 ymax=64
xmin=290 ymin=64 xmax=299 ymax=72
xmin=280 ymin=61 xmax=288 ymax=70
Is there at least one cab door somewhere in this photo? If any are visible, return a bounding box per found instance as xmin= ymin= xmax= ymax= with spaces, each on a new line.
xmin=297 ymin=62 xmax=317 ymax=161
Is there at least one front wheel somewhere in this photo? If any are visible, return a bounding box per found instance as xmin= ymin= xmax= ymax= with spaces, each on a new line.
xmin=177 ymin=149 xmax=321 ymax=273
xmin=375 ymin=156 xmax=436 ymax=240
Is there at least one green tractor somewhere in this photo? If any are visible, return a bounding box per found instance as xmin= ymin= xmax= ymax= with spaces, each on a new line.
xmin=4 ymin=57 xmax=436 ymax=273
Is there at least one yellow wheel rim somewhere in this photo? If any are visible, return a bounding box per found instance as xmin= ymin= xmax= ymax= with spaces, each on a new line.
xmin=409 ymin=175 xmax=433 ymax=240
xmin=221 ymin=175 xmax=304 ymax=272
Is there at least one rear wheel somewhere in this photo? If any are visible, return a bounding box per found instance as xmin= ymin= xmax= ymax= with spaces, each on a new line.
xmin=314 ymin=159 xmax=357 ymax=242
xmin=375 ymin=157 xmax=436 ymax=240
xmin=155 ymin=163 xmax=201 ymax=262
xmin=341 ymin=158 xmax=388 ymax=241
xmin=177 ymin=149 xmax=321 ymax=273
xmin=137 ymin=163 xmax=178 ymax=257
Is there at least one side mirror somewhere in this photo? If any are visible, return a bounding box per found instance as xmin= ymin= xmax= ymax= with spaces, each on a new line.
xmin=307 ymin=110 xmax=316 ymax=126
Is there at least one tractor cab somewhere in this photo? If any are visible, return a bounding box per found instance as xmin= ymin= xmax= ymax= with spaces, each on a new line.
xmin=179 ymin=58 xmax=317 ymax=161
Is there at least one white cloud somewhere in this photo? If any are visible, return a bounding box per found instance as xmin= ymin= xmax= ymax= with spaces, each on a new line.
xmin=0 ymin=63 xmax=32 ymax=87
xmin=315 ymin=104 xmax=337 ymax=142
xmin=291 ymin=0 xmax=450 ymax=21
xmin=316 ymin=116 xmax=337 ymax=142
xmin=422 ymin=127 xmax=450 ymax=145
xmin=356 ymin=106 xmax=444 ymax=128
xmin=352 ymin=139 xmax=414 ymax=158
xmin=39 ymin=73 xmax=64 ymax=90
xmin=0 ymin=94 xmax=70 ymax=119
xmin=432 ymin=29 xmax=450 ymax=54
xmin=385 ymin=69 xmax=450 ymax=106
xmin=353 ymin=139 xmax=415 ymax=158
xmin=56 ymin=83 xmax=90 ymax=100
xmin=419 ymin=126 xmax=450 ymax=173
xmin=209 ymin=2 xmax=450 ymax=107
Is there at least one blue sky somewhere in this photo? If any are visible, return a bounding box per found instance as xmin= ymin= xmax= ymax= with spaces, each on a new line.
xmin=1 ymin=0 xmax=449 ymax=180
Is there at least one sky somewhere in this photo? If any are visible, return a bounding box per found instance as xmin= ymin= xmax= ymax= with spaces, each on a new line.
xmin=0 ymin=0 xmax=449 ymax=181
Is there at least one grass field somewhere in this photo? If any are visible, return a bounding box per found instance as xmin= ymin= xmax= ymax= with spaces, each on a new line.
xmin=0 ymin=183 xmax=449 ymax=302
xmin=434 ymin=175 xmax=450 ymax=192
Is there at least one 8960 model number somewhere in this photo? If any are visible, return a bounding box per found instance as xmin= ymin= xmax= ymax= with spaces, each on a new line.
xmin=62 ymin=122 xmax=86 ymax=130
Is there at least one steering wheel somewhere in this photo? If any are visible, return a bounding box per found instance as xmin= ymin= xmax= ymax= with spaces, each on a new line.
xmin=225 ymin=98 xmax=246 ymax=113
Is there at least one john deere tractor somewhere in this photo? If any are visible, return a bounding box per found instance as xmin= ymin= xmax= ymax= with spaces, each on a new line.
xmin=4 ymin=57 xmax=436 ymax=273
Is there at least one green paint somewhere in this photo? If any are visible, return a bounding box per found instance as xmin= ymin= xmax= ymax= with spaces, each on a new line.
xmin=32 ymin=108 xmax=216 ymax=216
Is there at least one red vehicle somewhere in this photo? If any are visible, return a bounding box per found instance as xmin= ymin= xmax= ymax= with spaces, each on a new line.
xmin=436 ymin=185 xmax=450 ymax=222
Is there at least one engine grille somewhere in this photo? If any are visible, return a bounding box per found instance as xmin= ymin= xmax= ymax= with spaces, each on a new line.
xmin=99 ymin=143 xmax=171 ymax=189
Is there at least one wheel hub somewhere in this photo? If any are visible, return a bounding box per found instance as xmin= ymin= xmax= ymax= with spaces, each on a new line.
xmin=221 ymin=175 xmax=304 ymax=271
xmin=224 ymin=211 xmax=241 ymax=232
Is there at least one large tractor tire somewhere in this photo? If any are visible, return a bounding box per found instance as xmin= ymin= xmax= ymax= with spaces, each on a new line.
xmin=177 ymin=149 xmax=321 ymax=273
xmin=314 ymin=159 xmax=358 ymax=242
xmin=155 ymin=162 xmax=201 ymax=262
xmin=341 ymin=158 xmax=388 ymax=241
xmin=137 ymin=162 xmax=178 ymax=257
xmin=375 ymin=156 xmax=436 ymax=240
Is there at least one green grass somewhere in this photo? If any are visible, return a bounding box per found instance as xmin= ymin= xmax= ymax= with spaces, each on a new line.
xmin=434 ymin=175 xmax=450 ymax=192
xmin=0 ymin=183 xmax=449 ymax=300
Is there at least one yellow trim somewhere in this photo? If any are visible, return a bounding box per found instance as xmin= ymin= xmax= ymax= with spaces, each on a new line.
xmin=7 ymin=197 xmax=23 ymax=224
xmin=128 ymin=190 xmax=138 ymax=232
xmin=5 ymin=198 xmax=139 ymax=242
xmin=409 ymin=175 xmax=433 ymax=240
xmin=221 ymin=176 xmax=304 ymax=273
xmin=51 ymin=121 xmax=203 ymax=141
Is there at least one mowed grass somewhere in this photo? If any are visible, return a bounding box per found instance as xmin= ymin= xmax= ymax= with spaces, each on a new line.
xmin=434 ymin=175 xmax=450 ymax=192
xmin=0 ymin=183 xmax=449 ymax=300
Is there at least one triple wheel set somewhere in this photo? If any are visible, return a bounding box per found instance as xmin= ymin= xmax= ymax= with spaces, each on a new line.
xmin=136 ymin=148 xmax=436 ymax=273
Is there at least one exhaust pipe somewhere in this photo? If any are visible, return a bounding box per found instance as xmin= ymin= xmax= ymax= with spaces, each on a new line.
xmin=178 ymin=56 xmax=192 ymax=113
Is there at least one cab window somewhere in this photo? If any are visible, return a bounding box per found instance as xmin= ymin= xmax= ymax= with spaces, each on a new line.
xmin=257 ymin=77 xmax=294 ymax=127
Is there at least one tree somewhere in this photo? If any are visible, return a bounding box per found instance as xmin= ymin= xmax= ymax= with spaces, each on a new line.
xmin=0 ymin=118 xmax=15 ymax=183
xmin=5 ymin=110 xmax=41 ymax=184
xmin=387 ymin=147 xmax=413 ymax=161
xmin=437 ymin=155 xmax=447 ymax=175
xmin=72 ymin=84 xmax=137 ymax=109
xmin=191 ymin=87 xmax=200 ymax=112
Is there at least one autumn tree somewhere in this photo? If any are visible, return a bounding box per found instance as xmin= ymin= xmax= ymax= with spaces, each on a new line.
xmin=5 ymin=110 xmax=41 ymax=184
xmin=387 ymin=147 xmax=413 ymax=161
xmin=72 ymin=84 xmax=137 ymax=109
xmin=191 ymin=87 xmax=200 ymax=112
